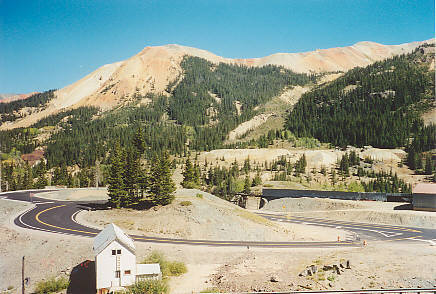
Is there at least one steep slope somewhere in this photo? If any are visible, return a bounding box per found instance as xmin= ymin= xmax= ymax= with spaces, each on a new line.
xmin=285 ymin=43 xmax=435 ymax=149
xmin=1 ymin=39 xmax=433 ymax=130
xmin=247 ymin=40 xmax=428 ymax=73
xmin=62 ymin=39 xmax=434 ymax=110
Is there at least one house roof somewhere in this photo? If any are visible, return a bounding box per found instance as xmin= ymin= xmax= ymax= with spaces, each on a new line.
xmin=93 ymin=223 xmax=135 ymax=256
xmin=413 ymin=183 xmax=436 ymax=195
xmin=136 ymin=263 xmax=161 ymax=276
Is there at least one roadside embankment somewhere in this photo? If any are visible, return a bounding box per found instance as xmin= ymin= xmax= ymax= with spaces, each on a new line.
xmin=37 ymin=187 xmax=108 ymax=201
xmin=78 ymin=189 xmax=347 ymax=242
xmin=262 ymin=197 xmax=436 ymax=229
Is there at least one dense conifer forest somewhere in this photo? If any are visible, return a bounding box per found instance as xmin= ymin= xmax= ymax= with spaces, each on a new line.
xmin=0 ymin=47 xmax=434 ymax=195
xmin=285 ymin=46 xmax=435 ymax=148
xmin=0 ymin=90 xmax=56 ymax=123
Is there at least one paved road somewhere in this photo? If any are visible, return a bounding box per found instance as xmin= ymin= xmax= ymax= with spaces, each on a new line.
xmin=2 ymin=190 xmax=436 ymax=248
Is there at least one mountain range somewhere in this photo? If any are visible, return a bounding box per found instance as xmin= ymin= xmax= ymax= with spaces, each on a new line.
xmin=1 ymin=38 xmax=434 ymax=130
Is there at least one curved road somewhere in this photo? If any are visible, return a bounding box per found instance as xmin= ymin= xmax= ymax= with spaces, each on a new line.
xmin=2 ymin=190 xmax=436 ymax=248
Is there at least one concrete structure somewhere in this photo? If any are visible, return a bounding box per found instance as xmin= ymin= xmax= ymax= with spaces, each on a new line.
xmin=245 ymin=196 xmax=261 ymax=210
xmin=262 ymin=188 xmax=412 ymax=202
xmin=94 ymin=223 xmax=161 ymax=294
xmin=412 ymin=183 xmax=436 ymax=212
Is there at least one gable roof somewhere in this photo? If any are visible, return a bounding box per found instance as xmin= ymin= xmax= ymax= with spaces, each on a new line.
xmin=413 ymin=183 xmax=436 ymax=195
xmin=93 ymin=223 xmax=135 ymax=256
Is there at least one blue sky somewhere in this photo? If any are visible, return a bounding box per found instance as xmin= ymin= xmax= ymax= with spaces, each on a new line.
xmin=1 ymin=0 xmax=434 ymax=93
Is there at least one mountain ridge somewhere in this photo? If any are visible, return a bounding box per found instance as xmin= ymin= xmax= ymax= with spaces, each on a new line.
xmin=1 ymin=38 xmax=434 ymax=130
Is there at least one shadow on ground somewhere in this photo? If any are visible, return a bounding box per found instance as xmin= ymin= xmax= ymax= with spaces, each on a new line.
xmin=67 ymin=260 xmax=95 ymax=294
xmin=77 ymin=201 xmax=110 ymax=211
xmin=394 ymin=203 xmax=414 ymax=210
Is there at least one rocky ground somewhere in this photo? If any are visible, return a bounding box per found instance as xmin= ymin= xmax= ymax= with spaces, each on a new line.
xmin=205 ymin=242 xmax=436 ymax=292
xmin=79 ymin=189 xmax=346 ymax=242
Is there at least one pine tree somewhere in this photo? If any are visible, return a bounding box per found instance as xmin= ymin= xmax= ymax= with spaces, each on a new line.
xmin=243 ymin=157 xmax=251 ymax=174
xmin=23 ymin=162 xmax=33 ymax=189
xmin=330 ymin=168 xmax=337 ymax=186
xmin=107 ymin=144 xmax=126 ymax=208
xmin=123 ymin=148 xmax=140 ymax=206
xmin=35 ymin=161 xmax=48 ymax=189
xmin=133 ymin=127 xmax=145 ymax=154
xmin=137 ymin=162 xmax=149 ymax=200
xmin=149 ymin=151 xmax=175 ymax=206
xmin=416 ymin=153 xmax=423 ymax=170
xmin=425 ymin=154 xmax=433 ymax=175
xmin=181 ymin=158 xmax=195 ymax=188
xmin=243 ymin=176 xmax=251 ymax=194
xmin=252 ymin=172 xmax=262 ymax=186
xmin=193 ymin=163 xmax=201 ymax=185
xmin=340 ymin=153 xmax=350 ymax=177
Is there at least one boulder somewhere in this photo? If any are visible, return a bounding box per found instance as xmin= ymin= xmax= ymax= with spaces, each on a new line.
xmin=323 ymin=265 xmax=334 ymax=271
xmin=333 ymin=264 xmax=341 ymax=275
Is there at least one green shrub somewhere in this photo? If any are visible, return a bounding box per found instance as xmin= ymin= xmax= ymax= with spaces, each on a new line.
xmin=122 ymin=279 xmax=168 ymax=294
xmin=142 ymin=250 xmax=165 ymax=264
xmin=35 ymin=276 xmax=69 ymax=294
xmin=196 ymin=193 xmax=203 ymax=198
xmin=327 ymin=275 xmax=335 ymax=282
xmin=166 ymin=261 xmax=187 ymax=276
xmin=142 ymin=251 xmax=187 ymax=278
xmin=295 ymin=137 xmax=320 ymax=149
xmin=181 ymin=181 xmax=200 ymax=189
xmin=180 ymin=201 xmax=192 ymax=206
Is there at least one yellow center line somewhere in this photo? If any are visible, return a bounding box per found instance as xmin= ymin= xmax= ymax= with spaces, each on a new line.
xmin=35 ymin=205 xmax=98 ymax=235
xmin=132 ymin=236 xmax=358 ymax=246
xmin=34 ymin=206 xmax=361 ymax=247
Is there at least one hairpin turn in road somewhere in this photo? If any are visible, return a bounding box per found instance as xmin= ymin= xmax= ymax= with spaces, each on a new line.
xmin=3 ymin=190 xmax=436 ymax=248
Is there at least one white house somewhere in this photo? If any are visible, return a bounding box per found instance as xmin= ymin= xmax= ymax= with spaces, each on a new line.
xmin=93 ymin=223 xmax=161 ymax=294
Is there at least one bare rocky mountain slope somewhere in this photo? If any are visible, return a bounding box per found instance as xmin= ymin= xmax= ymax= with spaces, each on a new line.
xmin=0 ymin=92 xmax=39 ymax=103
xmin=2 ymin=39 xmax=434 ymax=130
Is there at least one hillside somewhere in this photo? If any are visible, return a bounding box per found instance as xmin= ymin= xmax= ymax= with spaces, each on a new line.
xmin=285 ymin=43 xmax=435 ymax=149
xmin=0 ymin=41 xmax=435 ymax=194
xmin=0 ymin=39 xmax=432 ymax=131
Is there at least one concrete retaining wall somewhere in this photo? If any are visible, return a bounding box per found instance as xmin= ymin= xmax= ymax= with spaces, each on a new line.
xmin=413 ymin=193 xmax=436 ymax=212
xmin=262 ymin=189 xmax=411 ymax=202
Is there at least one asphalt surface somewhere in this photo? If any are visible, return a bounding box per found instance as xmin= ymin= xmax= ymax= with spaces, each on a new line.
xmin=2 ymin=190 xmax=436 ymax=248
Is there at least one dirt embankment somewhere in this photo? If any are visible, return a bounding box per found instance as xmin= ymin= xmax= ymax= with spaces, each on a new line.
xmin=37 ymin=187 xmax=108 ymax=201
xmin=262 ymin=198 xmax=436 ymax=229
xmin=78 ymin=189 xmax=346 ymax=242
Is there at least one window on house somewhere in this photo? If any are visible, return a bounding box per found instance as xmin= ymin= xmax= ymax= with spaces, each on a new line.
xmin=115 ymin=271 xmax=120 ymax=278
xmin=117 ymin=249 xmax=121 ymax=254
xmin=124 ymin=270 xmax=131 ymax=275
xmin=112 ymin=250 xmax=116 ymax=255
